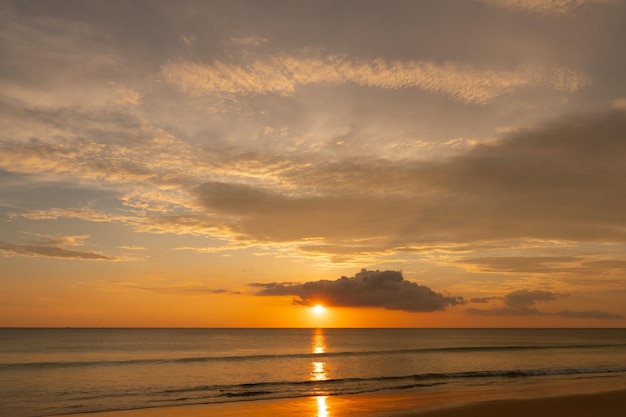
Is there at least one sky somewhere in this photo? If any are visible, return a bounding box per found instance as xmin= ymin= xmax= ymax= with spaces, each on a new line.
xmin=1 ymin=0 xmax=626 ymax=327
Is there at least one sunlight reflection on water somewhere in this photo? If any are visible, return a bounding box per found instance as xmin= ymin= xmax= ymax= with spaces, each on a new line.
xmin=312 ymin=328 xmax=327 ymax=355
xmin=316 ymin=395 xmax=329 ymax=417
xmin=311 ymin=329 xmax=330 ymax=416
xmin=311 ymin=329 xmax=328 ymax=382
xmin=312 ymin=361 xmax=326 ymax=381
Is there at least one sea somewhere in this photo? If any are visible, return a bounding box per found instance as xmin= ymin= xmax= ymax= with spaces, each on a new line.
xmin=1 ymin=328 xmax=626 ymax=417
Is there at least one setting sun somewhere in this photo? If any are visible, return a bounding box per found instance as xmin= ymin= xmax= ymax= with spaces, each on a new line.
xmin=312 ymin=305 xmax=326 ymax=315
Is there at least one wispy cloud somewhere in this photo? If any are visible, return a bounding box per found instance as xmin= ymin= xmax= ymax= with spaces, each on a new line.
xmin=119 ymin=245 xmax=146 ymax=251
xmin=9 ymin=109 xmax=623 ymax=265
xmin=556 ymin=309 xmax=624 ymax=319
xmin=0 ymin=242 xmax=114 ymax=260
xmin=0 ymin=7 xmax=133 ymax=112
xmin=173 ymin=243 xmax=255 ymax=254
xmin=12 ymin=208 xmax=140 ymax=224
xmin=480 ymin=0 xmax=619 ymax=15
xmin=613 ymin=98 xmax=626 ymax=110
xmin=163 ymin=53 xmax=588 ymax=105
xmin=0 ymin=235 xmax=118 ymax=261
xmin=110 ymin=281 xmax=237 ymax=296
xmin=229 ymin=34 xmax=269 ymax=47
xmin=457 ymin=256 xmax=626 ymax=279
xmin=457 ymin=256 xmax=581 ymax=274
xmin=187 ymin=110 xmax=626 ymax=258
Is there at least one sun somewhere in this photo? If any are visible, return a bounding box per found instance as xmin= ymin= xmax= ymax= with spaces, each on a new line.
xmin=312 ymin=304 xmax=326 ymax=315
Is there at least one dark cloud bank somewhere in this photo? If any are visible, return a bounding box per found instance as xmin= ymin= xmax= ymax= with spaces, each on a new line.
xmin=194 ymin=110 xmax=626 ymax=249
xmin=467 ymin=289 xmax=623 ymax=320
xmin=253 ymin=271 xmax=622 ymax=319
xmin=252 ymin=269 xmax=464 ymax=312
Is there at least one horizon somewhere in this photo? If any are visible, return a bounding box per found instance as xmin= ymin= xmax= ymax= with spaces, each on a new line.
xmin=2 ymin=325 xmax=625 ymax=330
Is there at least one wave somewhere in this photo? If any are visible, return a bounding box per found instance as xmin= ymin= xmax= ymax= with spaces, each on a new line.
xmin=14 ymin=365 xmax=626 ymax=417
xmin=3 ymin=342 xmax=626 ymax=370
xmin=151 ymin=365 xmax=626 ymax=403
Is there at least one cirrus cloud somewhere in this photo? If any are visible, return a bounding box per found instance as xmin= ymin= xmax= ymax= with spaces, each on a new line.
xmin=480 ymin=0 xmax=619 ymax=15
xmin=163 ymin=53 xmax=588 ymax=105
xmin=0 ymin=235 xmax=119 ymax=261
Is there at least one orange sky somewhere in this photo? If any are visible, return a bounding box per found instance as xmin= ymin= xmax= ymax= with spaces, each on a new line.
xmin=1 ymin=0 xmax=626 ymax=327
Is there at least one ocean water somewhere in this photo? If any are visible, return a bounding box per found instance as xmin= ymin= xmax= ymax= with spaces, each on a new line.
xmin=1 ymin=328 xmax=626 ymax=417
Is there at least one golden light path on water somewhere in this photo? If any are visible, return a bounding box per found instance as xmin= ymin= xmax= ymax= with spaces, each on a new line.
xmin=311 ymin=329 xmax=329 ymax=417
xmin=317 ymin=396 xmax=329 ymax=417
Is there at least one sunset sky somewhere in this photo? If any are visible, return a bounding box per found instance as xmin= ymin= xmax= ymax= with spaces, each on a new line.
xmin=2 ymin=0 xmax=626 ymax=327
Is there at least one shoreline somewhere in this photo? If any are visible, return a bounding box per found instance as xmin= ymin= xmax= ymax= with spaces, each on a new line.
xmin=402 ymin=388 xmax=626 ymax=417
xmin=48 ymin=374 xmax=626 ymax=417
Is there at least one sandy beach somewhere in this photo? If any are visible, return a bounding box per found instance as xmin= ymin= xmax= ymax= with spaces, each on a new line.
xmin=49 ymin=376 xmax=626 ymax=417
xmin=401 ymin=389 xmax=626 ymax=417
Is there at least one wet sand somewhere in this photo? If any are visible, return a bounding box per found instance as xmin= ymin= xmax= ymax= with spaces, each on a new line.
xmin=399 ymin=389 xmax=626 ymax=417
xmin=50 ymin=376 xmax=626 ymax=417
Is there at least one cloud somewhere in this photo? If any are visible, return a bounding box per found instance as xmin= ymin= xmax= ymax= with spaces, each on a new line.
xmin=458 ymin=256 xmax=580 ymax=273
xmin=0 ymin=234 xmax=133 ymax=261
xmin=556 ymin=309 xmax=624 ymax=319
xmin=469 ymin=297 xmax=498 ymax=303
xmin=163 ymin=53 xmax=587 ymax=105
xmin=480 ymin=0 xmax=619 ymax=15
xmin=0 ymin=131 xmax=164 ymax=185
xmin=3 ymin=106 xmax=606 ymax=267
xmin=179 ymin=33 xmax=196 ymax=50
xmin=252 ymin=269 xmax=464 ymax=312
xmin=113 ymin=282 xmax=236 ymax=296
xmin=503 ymin=289 xmax=564 ymax=308
xmin=0 ymin=6 xmax=136 ymax=113
xmin=12 ymin=208 xmax=140 ymax=224
xmin=613 ymin=98 xmax=626 ymax=110
xmin=0 ymin=241 xmax=116 ymax=261
xmin=465 ymin=289 xmax=564 ymax=315
xmin=194 ymin=181 xmax=402 ymax=243
xmin=413 ymin=111 xmax=626 ymax=243
xmin=229 ymin=35 xmax=269 ymax=47
xmin=189 ymin=111 xmax=626 ymax=256
xmin=174 ymin=244 xmax=252 ymax=254
xmin=119 ymin=246 xmax=146 ymax=251
xmin=466 ymin=289 xmax=623 ymax=319
xmin=0 ymin=129 xmax=203 ymax=218
xmin=138 ymin=214 xmax=232 ymax=238
xmin=456 ymin=256 xmax=626 ymax=281
xmin=3 ymin=18 xmax=625 ymax=268
xmin=465 ymin=306 xmax=544 ymax=316
xmin=31 ymin=234 xmax=90 ymax=248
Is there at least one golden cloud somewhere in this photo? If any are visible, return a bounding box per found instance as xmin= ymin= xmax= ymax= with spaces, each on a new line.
xmin=481 ymin=0 xmax=619 ymax=15
xmin=163 ymin=54 xmax=588 ymax=104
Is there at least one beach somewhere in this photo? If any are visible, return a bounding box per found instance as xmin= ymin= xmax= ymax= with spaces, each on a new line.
xmin=405 ymin=389 xmax=626 ymax=417
xmin=49 ymin=376 xmax=626 ymax=417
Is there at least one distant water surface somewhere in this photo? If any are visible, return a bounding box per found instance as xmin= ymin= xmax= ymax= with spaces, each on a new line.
xmin=1 ymin=328 xmax=626 ymax=417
